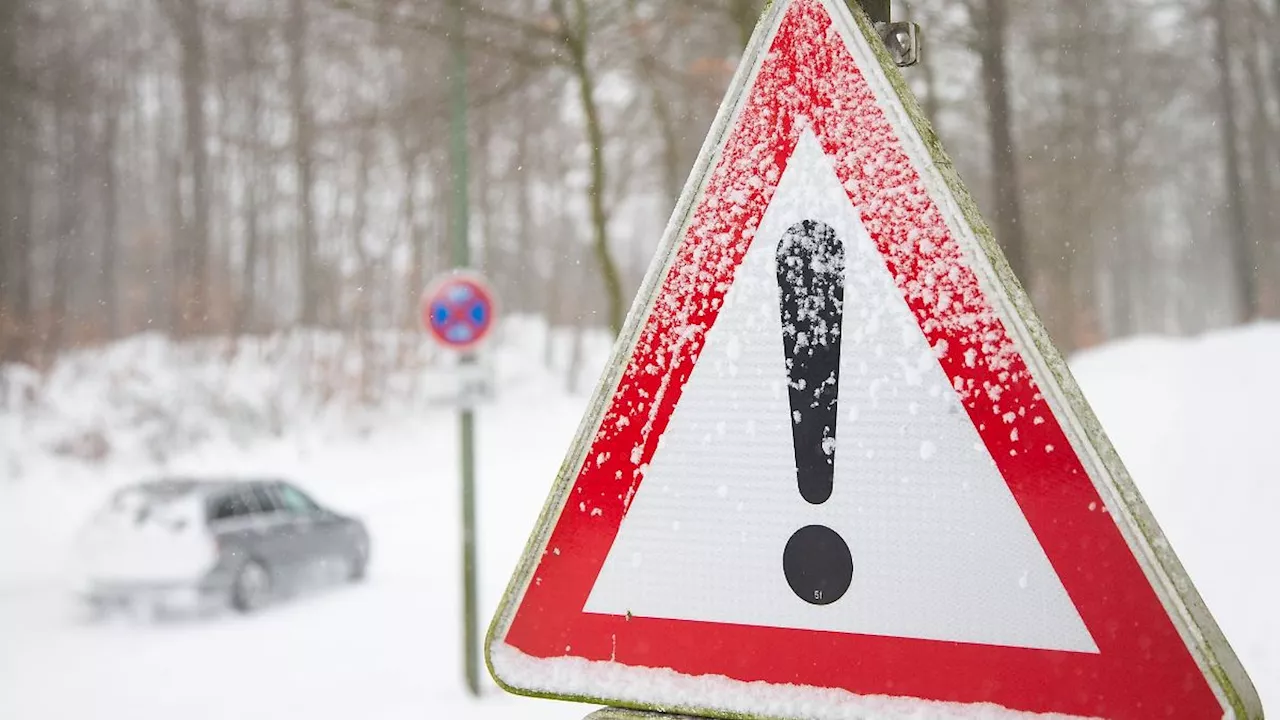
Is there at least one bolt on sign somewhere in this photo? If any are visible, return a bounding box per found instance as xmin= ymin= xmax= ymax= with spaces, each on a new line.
xmin=484 ymin=0 xmax=1262 ymax=718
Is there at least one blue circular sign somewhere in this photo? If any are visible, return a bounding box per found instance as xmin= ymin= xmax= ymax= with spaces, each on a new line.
xmin=421 ymin=273 xmax=497 ymax=351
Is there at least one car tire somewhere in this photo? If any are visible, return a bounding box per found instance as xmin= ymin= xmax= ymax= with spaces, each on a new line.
xmin=347 ymin=549 xmax=368 ymax=583
xmin=230 ymin=559 xmax=271 ymax=613
xmin=347 ymin=537 xmax=369 ymax=583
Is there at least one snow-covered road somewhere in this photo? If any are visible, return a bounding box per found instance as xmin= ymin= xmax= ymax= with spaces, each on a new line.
xmin=0 ymin=388 xmax=588 ymax=720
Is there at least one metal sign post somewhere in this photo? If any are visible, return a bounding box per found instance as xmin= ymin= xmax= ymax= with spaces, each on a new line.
xmin=420 ymin=271 xmax=498 ymax=696
xmin=448 ymin=0 xmax=480 ymax=698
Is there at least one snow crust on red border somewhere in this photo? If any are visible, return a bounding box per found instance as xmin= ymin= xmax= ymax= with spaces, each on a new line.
xmin=490 ymin=644 xmax=1089 ymax=720
xmin=494 ymin=1 xmax=1223 ymax=718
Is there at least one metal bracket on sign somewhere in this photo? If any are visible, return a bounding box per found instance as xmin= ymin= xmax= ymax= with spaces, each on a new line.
xmin=876 ymin=21 xmax=921 ymax=68
xmin=853 ymin=0 xmax=921 ymax=68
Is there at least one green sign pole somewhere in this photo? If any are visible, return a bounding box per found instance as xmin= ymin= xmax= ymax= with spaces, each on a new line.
xmin=449 ymin=0 xmax=481 ymax=698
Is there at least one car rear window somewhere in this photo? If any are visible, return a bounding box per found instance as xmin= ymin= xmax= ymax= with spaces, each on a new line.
xmin=95 ymin=485 xmax=203 ymax=532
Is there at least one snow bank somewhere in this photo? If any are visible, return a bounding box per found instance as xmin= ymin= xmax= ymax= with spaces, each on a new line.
xmin=0 ymin=317 xmax=614 ymax=479
xmin=1071 ymin=323 xmax=1279 ymax=713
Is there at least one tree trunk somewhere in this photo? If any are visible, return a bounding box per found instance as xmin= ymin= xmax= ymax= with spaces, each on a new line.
xmin=239 ymin=158 xmax=260 ymax=335
xmin=260 ymin=144 xmax=281 ymax=332
xmin=1273 ymin=0 xmax=1280 ymax=154
xmin=514 ymin=90 xmax=535 ymax=313
xmin=543 ymin=134 xmax=566 ymax=370
xmin=1212 ymin=0 xmax=1257 ymax=321
xmin=167 ymin=154 xmax=186 ymax=335
xmin=235 ymin=29 xmax=262 ymax=335
xmin=400 ymin=138 xmax=423 ymax=324
xmin=729 ymin=0 xmax=761 ymax=49
xmin=1241 ymin=32 xmax=1277 ymax=315
xmin=102 ymin=107 xmax=121 ymax=339
xmin=0 ymin=0 xmax=13 ymax=359
xmin=974 ymin=0 xmax=1029 ymax=287
xmin=475 ymin=107 xmax=494 ymax=275
xmin=47 ymin=97 xmax=81 ymax=359
xmin=901 ymin=1 xmax=940 ymax=130
xmin=1067 ymin=2 xmax=1100 ymax=348
xmin=561 ymin=0 xmax=624 ymax=335
xmin=566 ymin=245 xmax=586 ymax=394
xmin=13 ymin=147 xmax=31 ymax=359
xmin=0 ymin=103 xmax=33 ymax=363
xmin=175 ymin=0 xmax=210 ymax=335
xmin=288 ymin=0 xmax=318 ymax=326
xmin=240 ymin=177 xmax=260 ymax=335
xmin=352 ymin=126 xmax=374 ymax=402
xmin=0 ymin=0 xmax=24 ymax=363
xmin=1106 ymin=70 xmax=1137 ymax=339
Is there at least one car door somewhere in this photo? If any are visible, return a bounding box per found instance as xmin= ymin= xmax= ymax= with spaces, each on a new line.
xmin=207 ymin=488 xmax=264 ymax=570
xmin=272 ymin=482 xmax=341 ymax=572
xmin=246 ymin=483 xmax=309 ymax=583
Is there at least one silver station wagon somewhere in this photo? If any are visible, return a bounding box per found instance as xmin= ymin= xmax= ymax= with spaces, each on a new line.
xmin=75 ymin=478 xmax=371 ymax=616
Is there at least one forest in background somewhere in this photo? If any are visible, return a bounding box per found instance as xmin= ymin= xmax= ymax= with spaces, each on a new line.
xmin=0 ymin=0 xmax=1277 ymax=374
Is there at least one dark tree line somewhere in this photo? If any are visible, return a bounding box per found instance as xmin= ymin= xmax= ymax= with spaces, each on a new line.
xmin=0 ymin=0 xmax=1277 ymax=371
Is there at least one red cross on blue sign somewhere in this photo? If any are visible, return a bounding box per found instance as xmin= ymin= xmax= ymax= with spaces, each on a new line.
xmin=421 ymin=273 xmax=497 ymax=352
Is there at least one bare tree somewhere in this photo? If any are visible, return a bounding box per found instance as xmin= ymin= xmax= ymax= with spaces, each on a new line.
xmin=45 ymin=37 xmax=90 ymax=358
xmin=289 ymin=0 xmax=319 ymax=326
xmin=1212 ymin=0 xmax=1257 ymax=320
xmin=1241 ymin=13 xmax=1277 ymax=315
xmin=1273 ymin=0 xmax=1280 ymax=136
xmin=100 ymin=79 xmax=123 ymax=338
xmin=550 ymin=0 xmax=625 ymax=335
xmin=232 ymin=20 xmax=266 ymax=335
xmin=968 ymin=0 xmax=1029 ymax=286
xmin=0 ymin=0 xmax=32 ymax=363
xmin=160 ymin=0 xmax=213 ymax=335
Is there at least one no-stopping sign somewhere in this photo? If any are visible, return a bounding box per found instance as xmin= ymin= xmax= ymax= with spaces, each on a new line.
xmin=421 ymin=272 xmax=497 ymax=352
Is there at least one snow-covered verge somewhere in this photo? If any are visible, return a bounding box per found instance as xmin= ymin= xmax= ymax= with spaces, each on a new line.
xmin=1069 ymin=323 xmax=1279 ymax=713
xmin=0 ymin=317 xmax=612 ymax=476
xmin=0 ymin=321 xmax=1275 ymax=719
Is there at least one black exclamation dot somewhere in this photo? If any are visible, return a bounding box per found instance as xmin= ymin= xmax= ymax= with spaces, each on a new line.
xmin=777 ymin=220 xmax=853 ymax=607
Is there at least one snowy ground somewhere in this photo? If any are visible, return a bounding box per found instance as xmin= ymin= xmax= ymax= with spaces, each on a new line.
xmin=1069 ymin=324 xmax=1279 ymax=713
xmin=1 ymin=321 xmax=1276 ymax=719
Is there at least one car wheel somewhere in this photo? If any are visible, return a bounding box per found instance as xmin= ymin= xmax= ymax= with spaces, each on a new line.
xmin=346 ymin=551 xmax=367 ymax=583
xmin=347 ymin=539 xmax=369 ymax=583
xmin=230 ymin=559 xmax=271 ymax=613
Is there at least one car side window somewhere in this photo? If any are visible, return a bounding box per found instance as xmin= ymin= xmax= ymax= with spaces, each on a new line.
xmin=276 ymin=484 xmax=321 ymax=515
xmin=250 ymin=486 xmax=282 ymax=514
xmin=209 ymin=492 xmax=252 ymax=522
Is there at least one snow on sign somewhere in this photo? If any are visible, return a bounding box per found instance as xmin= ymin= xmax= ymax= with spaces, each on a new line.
xmin=485 ymin=1 xmax=1260 ymax=719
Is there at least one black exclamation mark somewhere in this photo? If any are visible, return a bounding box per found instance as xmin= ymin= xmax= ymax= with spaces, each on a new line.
xmin=777 ymin=220 xmax=853 ymax=606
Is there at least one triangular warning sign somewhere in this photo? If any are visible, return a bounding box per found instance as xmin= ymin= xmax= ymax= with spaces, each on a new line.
xmin=486 ymin=1 xmax=1260 ymax=718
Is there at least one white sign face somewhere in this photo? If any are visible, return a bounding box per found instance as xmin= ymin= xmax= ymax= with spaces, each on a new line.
xmin=583 ymin=131 xmax=1096 ymax=654
xmin=485 ymin=0 xmax=1260 ymax=719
